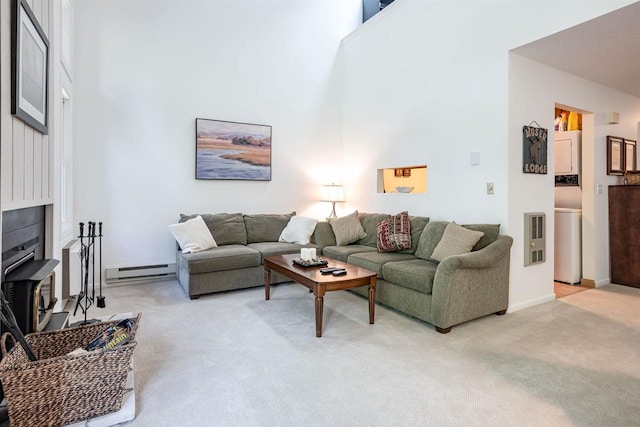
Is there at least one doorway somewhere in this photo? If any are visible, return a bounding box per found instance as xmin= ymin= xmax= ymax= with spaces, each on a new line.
xmin=553 ymin=104 xmax=593 ymax=298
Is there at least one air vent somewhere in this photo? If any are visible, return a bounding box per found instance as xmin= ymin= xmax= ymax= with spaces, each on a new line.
xmin=524 ymin=212 xmax=545 ymax=266
xmin=105 ymin=263 xmax=176 ymax=283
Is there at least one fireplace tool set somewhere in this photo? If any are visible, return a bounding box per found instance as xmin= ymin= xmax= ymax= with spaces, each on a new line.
xmin=72 ymin=221 xmax=106 ymax=326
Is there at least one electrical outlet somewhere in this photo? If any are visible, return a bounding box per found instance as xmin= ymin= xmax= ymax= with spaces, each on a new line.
xmin=487 ymin=182 xmax=494 ymax=195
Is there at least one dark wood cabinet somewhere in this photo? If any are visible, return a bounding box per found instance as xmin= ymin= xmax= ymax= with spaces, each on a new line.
xmin=609 ymin=185 xmax=640 ymax=288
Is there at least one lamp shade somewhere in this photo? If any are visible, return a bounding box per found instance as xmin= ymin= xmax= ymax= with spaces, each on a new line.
xmin=321 ymin=184 xmax=345 ymax=203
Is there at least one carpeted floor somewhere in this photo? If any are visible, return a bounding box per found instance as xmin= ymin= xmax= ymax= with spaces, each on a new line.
xmin=72 ymin=280 xmax=640 ymax=426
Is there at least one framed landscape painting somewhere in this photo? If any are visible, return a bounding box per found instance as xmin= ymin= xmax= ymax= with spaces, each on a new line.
xmin=196 ymin=118 xmax=272 ymax=181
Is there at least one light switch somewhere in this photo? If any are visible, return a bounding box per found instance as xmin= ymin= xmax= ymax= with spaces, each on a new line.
xmin=470 ymin=151 xmax=480 ymax=166
xmin=487 ymin=182 xmax=494 ymax=195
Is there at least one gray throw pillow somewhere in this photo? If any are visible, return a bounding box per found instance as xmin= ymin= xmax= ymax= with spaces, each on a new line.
xmin=330 ymin=211 xmax=367 ymax=246
xmin=430 ymin=222 xmax=484 ymax=262
xmin=399 ymin=215 xmax=430 ymax=254
xmin=179 ymin=213 xmax=247 ymax=246
xmin=244 ymin=212 xmax=295 ymax=243
xmin=414 ymin=221 xmax=449 ymax=261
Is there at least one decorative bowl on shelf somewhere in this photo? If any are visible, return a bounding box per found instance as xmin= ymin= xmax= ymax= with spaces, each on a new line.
xmin=395 ymin=186 xmax=414 ymax=193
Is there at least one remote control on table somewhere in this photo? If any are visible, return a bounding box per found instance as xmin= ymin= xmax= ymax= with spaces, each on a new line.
xmin=320 ymin=267 xmax=340 ymax=274
xmin=332 ymin=269 xmax=347 ymax=276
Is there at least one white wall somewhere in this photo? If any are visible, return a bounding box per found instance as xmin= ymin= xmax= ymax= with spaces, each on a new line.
xmin=339 ymin=0 xmax=636 ymax=311
xmin=508 ymin=55 xmax=640 ymax=309
xmin=73 ymin=0 xmax=361 ymax=270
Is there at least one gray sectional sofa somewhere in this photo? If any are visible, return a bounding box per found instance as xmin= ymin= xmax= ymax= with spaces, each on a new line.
xmin=174 ymin=211 xmax=513 ymax=333
xmin=175 ymin=212 xmax=320 ymax=298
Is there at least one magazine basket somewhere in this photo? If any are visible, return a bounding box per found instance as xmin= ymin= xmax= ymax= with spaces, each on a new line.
xmin=0 ymin=313 xmax=141 ymax=427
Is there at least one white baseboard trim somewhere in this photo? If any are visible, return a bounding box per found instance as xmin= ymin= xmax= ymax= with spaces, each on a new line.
xmin=595 ymin=278 xmax=611 ymax=287
xmin=507 ymin=293 xmax=556 ymax=313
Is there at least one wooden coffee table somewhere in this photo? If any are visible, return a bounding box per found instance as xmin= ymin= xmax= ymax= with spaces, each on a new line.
xmin=263 ymin=254 xmax=377 ymax=337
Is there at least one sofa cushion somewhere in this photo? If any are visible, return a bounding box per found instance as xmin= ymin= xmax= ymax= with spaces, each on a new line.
xmin=381 ymin=259 xmax=438 ymax=295
xmin=330 ymin=211 xmax=367 ymax=246
xmin=279 ymin=216 xmax=318 ymax=245
xmin=463 ymin=223 xmax=500 ymax=250
xmin=414 ymin=221 xmax=449 ymax=262
xmin=169 ymin=215 xmax=217 ymax=253
xmin=244 ymin=212 xmax=295 ymax=243
xmin=377 ymin=211 xmax=412 ymax=253
xmin=180 ymin=213 xmax=247 ymax=246
xmin=310 ymin=221 xmax=336 ymax=247
xmin=398 ymin=216 xmax=430 ymax=254
xmin=177 ymin=245 xmax=261 ymax=274
xmin=347 ymin=251 xmax=416 ymax=278
xmin=247 ymin=242 xmax=320 ymax=262
xmin=356 ymin=213 xmax=390 ymax=247
xmin=322 ymin=245 xmax=376 ymax=262
xmin=431 ymin=222 xmax=484 ymax=262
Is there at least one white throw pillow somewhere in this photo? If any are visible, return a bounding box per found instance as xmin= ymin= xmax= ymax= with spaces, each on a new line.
xmin=279 ymin=216 xmax=319 ymax=245
xmin=431 ymin=221 xmax=484 ymax=262
xmin=168 ymin=215 xmax=217 ymax=253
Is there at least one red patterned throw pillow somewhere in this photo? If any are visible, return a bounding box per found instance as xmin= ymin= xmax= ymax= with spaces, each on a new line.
xmin=377 ymin=211 xmax=412 ymax=253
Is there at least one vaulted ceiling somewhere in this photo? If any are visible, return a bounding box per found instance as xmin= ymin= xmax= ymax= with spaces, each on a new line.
xmin=513 ymin=2 xmax=640 ymax=98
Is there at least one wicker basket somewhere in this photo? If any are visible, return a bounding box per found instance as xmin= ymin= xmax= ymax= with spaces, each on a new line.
xmin=0 ymin=313 xmax=141 ymax=427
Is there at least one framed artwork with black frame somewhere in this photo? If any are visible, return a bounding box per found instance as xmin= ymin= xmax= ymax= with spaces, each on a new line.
xmin=11 ymin=0 xmax=49 ymax=134
xmin=624 ymin=139 xmax=637 ymax=172
xmin=607 ymin=136 xmax=625 ymax=175
xmin=195 ymin=118 xmax=272 ymax=181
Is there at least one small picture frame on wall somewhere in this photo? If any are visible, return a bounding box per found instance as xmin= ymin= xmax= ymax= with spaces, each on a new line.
xmin=624 ymin=139 xmax=637 ymax=172
xmin=402 ymin=168 xmax=411 ymax=177
xmin=394 ymin=169 xmax=403 ymax=177
xmin=11 ymin=0 xmax=49 ymax=135
xmin=607 ymin=136 xmax=625 ymax=175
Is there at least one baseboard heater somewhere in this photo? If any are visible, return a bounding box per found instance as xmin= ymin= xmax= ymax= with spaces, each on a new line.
xmin=105 ymin=263 xmax=176 ymax=283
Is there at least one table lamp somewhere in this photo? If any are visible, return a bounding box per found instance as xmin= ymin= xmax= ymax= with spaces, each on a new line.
xmin=321 ymin=183 xmax=345 ymax=219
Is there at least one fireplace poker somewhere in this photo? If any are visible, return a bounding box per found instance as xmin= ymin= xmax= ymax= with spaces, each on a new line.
xmin=97 ymin=222 xmax=106 ymax=308
xmin=73 ymin=222 xmax=85 ymax=316
xmin=89 ymin=221 xmax=96 ymax=301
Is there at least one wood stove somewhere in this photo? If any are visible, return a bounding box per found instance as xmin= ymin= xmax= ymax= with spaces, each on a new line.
xmin=1 ymin=206 xmax=58 ymax=335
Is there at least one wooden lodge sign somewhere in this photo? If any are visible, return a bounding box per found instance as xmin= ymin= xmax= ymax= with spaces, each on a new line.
xmin=523 ymin=125 xmax=548 ymax=174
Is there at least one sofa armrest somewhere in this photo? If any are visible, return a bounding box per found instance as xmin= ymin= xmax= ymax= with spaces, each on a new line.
xmin=310 ymin=221 xmax=336 ymax=248
xmin=437 ymin=235 xmax=513 ymax=270
xmin=431 ymin=235 xmax=513 ymax=330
